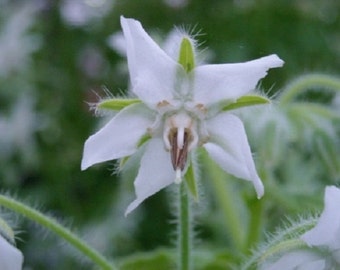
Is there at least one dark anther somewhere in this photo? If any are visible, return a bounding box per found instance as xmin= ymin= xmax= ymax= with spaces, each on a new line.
xmin=169 ymin=129 xmax=190 ymax=171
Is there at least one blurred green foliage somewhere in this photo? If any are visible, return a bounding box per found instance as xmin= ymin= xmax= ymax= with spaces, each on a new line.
xmin=0 ymin=0 xmax=339 ymax=269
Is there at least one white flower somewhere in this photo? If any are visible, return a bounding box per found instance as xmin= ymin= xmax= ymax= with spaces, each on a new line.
xmin=0 ymin=235 xmax=23 ymax=270
xmin=260 ymin=250 xmax=325 ymax=270
xmin=301 ymin=186 xmax=340 ymax=252
xmin=261 ymin=186 xmax=340 ymax=270
xmin=81 ymin=16 xmax=284 ymax=215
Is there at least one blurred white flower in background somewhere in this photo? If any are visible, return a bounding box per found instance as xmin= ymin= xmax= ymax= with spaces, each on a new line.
xmin=0 ymin=95 xmax=40 ymax=161
xmin=0 ymin=3 xmax=40 ymax=77
xmin=0 ymin=94 xmax=43 ymax=185
xmin=163 ymin=0 xmax=189 ymax=9
xmin=107 ymin=32 xmax=126 ymax=57
xmin=261 ymin=186 xmax=340 ymax=270
xmin=60 ymin=0 xmax=113 ymax=27
xmin=301 ymin=186 xmax=340 ymax=263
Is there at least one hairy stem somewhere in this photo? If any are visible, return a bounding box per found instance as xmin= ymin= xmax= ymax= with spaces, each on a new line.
xmin=280 ymin=73 xmax=340 ymax=104
xmin=0 ymin=195 xmax=116 ymax=270
xmin=246 ymin=197 xmax=263 ymax=250
xmin=241 ymin=217 xmax=317 ymax=270
xmin=205 ymin=154 xmax=245 ymax=251
xmin=178 ymin=182 xmax=192 ymax=270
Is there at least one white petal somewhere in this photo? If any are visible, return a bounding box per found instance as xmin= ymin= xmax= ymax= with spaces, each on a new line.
xmin=0 ymin=235 xmax=23 ymax=270
xmin=261 ymin=250 xmax=325 ymax=270
xmin=81 ymin=103 xmax=154 ymax=170
xmin=125 ymin=138 xmax=175 ymax=215
xmin=301 ymin=186 xmax=340 ymax=250
xmin=298 ymin=260 xmax=326 ymax=270
xmin=203 ymin=113 xmax=264 ymax=198
xmin=193 ymin=54 xmax=284 ymax=106
xmin=120 ymin=16 xmax=180 ymax=108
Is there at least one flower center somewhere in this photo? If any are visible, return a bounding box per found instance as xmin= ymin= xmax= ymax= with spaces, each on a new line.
xmin=169 ymin=128 xmax=190 ymax=183
xmin=163 ymin=112 xmax=198 ymax=183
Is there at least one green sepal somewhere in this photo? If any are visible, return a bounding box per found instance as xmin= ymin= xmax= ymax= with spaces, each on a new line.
xmin=119 ymin=133 xmax=151 ymax=170
xmin=119 ymin=156 xmax=130 ymax=170
xmin=98 ymin=98 xmax=141 ymax=111
xmin=184 ymin=162 xmax=199 ymax=202
xmin=137 ymin=133 xmax=152 ymax=147
xmin=178 ymin=37 xmax=195 ymax=73
xmin=0 ymin=217 xmax=15 ymax=245
xmin=221 ymin=95 xmax=271 ymax=111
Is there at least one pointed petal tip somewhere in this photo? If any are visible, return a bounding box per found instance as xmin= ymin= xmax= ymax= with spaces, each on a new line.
xmin=80 ymin=160 xmax=89 ymax=171
xmin=120 ymin=16 xmax=125 ymax=28
xmin=120 ymin=16 xmax=140 ymax=34
xmin=81 ymin=141 xmax=94 ymax=171
xmin=267 ymin=54 xmax=285 ymax=67
xmin=254 ymin=177 xmax=265 ymax=199
xmin=257 ymin=192 xmax=264 ymax=200
xmin=124 ymin=200 xmax=140 ymax=217
xmin=80 ymin=147 xmax=90 ymax=171
xmin=120 ymin=15 xmax=131 ymax=24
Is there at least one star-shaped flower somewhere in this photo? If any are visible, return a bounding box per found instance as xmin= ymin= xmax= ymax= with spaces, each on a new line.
xmin=81 ymin=16 xmax=284 ymax=215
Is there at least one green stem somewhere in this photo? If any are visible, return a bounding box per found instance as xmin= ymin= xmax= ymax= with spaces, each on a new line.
xmin=178 ymin=182 xmax=192 ymax=270
xmin=259 ymin=239 xmax=305 ymax=264
xmin=245 ymin=166 xmax=268 ymax=251
xmin=245 ymin=197 xmax=263 ymax=251
xmin=280 ymin=73 xmax=340 ymax=105
xmin=0 ymin=195 xmax=116 ymax=270
xmin=205 ymin=154 xmax=245 ymax=251
xmin=241 ymin=217 xmax=317 ymax=270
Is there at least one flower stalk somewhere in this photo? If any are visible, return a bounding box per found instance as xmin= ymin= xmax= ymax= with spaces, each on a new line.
xmin=205 ymin=154 xmax=245 ymax=251
xmin=0 ymin=195 xmax=116 ymax=270
xmin=280 ymin=73 xmax=340 ymax=104
xmin=178 ymin=182 xmax=192 ymax=270
xmin=241 ymin=216 xmax=317 ymax=269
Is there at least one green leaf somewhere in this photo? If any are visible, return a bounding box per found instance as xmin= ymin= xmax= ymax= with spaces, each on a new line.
xmin=178 ymin=37 xmax=195 ymax=73
xmin=221 ymin=95 xmax=270 ymax=111
xmin=118 ymin=248 xmax=235 ymax=270
xmin=119 ymin=249 xmax=176 ymax=270
xmin=194 ymin=250 xmax=236 ymax=270
xmin=98 ymin=98 xmax=141 ymax=111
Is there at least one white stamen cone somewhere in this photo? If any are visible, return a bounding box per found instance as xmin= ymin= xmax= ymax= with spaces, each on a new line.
xmin=175 ymin=168 xmax=182 ymax=184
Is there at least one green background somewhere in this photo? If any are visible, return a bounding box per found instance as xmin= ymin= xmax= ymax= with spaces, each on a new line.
xmin=0 ymin=0 xmax=339 ymax=269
